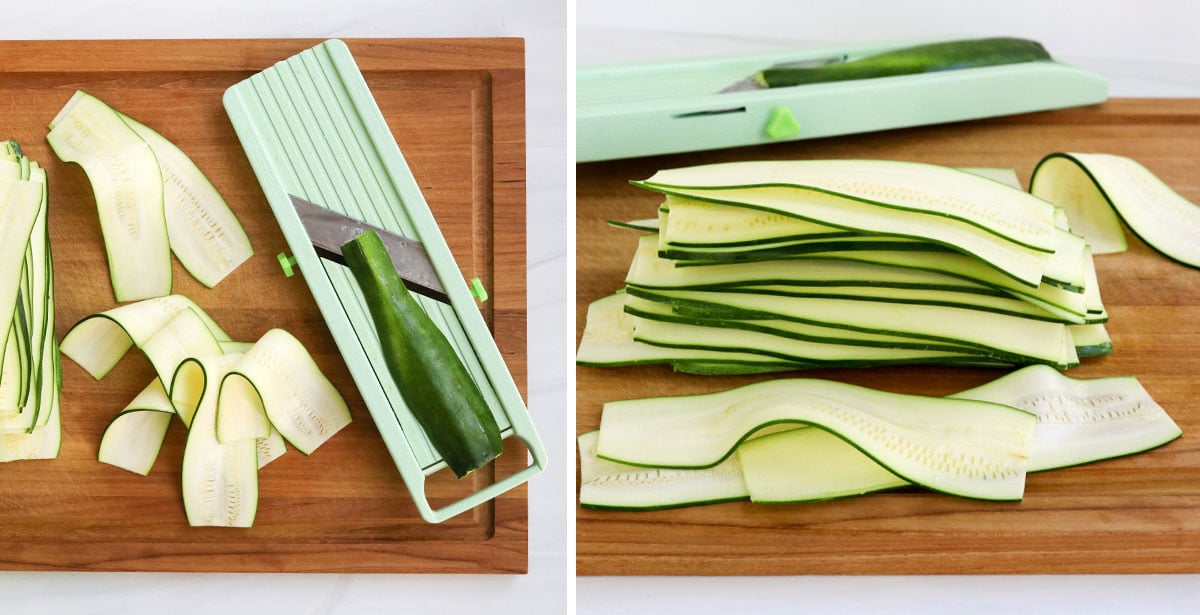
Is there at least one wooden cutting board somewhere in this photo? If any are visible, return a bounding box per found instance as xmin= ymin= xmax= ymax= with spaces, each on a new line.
xmin=577 ymin=98 xmax=1200 ymax=575
xmin=0 ymin=38 xmax=528 ymax=573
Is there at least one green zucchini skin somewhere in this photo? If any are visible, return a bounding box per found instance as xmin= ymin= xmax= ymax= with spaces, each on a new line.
xmin=342 ymin=230 xmax=502 ymax=478
xmin=760 ymin=37 xmax=1051 ymax=88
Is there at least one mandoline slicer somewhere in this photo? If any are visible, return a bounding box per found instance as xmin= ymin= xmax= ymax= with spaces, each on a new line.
xmin=222 ymin=39 xmax=546 ymax=524
xmin=577 ymin=38 xmax=1109 ymax=162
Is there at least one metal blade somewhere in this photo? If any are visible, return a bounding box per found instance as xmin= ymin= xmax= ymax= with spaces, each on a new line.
xmin=718 ymin=53 xmax=849 ymax=93
xmin=289 ymin=194 xmax=450 ymax=304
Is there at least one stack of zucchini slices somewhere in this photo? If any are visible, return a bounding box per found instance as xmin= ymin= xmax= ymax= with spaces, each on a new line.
xmin=578 ymin=160 xmax=1110 ymax=374
xmin=0 ymin=141 xmax=60 ymax=461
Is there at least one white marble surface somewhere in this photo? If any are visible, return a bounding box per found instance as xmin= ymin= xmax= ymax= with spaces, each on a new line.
xmin=576 ymin=1 xmax=1200 ymax=614
xmin=0 ymin=1 xmax=568 ymax=614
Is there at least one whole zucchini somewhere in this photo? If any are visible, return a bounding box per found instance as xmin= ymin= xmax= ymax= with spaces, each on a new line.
xmin=759 ymin=37 xmax=1052 ymax=88
xmin=342 ymin=229 xmax=502 ymax=478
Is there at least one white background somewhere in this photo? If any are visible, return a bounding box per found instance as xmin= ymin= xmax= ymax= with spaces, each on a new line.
xmin=577 ymin=1 xmax=1200 ymax=614
xmin=0 ymin=1 xmax=569 ymax=614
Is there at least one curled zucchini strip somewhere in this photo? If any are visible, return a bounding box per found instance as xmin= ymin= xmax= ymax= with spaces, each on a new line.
xmin=176 ymin=354 xmax=258 ymax=527
xmin=98 ymin=379 xmax=175 ymax=476
xmin=587 ymin=366 xmax=1182 ymax=509
xmin=60 ymin=294 xmax=231 ymax=380
xmin=1031 ymin=152 xmax=1200 ymax=267
xmin=578 ymin=431 xmax=749 ymax=511
xmin=596 ymin=378 xmax=1036 ymax=501
xmin=952 ymin=364 xmax=1182 ymax=471
xmin=218 ymin=329 xmax=351 ymax=455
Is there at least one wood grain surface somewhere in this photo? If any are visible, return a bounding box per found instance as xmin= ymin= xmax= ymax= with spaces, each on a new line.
xmin=0 ymin=38 xmax=528 ymax=573
xmin=576 ymin=98 xmax=1200 ymax=575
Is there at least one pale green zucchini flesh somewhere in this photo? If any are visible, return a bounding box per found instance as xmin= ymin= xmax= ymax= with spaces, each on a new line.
xmin=219 ymin=329 xmax=351 ymax=455
xmin=951 ymin=364 xmax=1182 ymax=472
xmin=215 ymin=372 xmax=271 ymax=443
xmin=142 ymin=308 xmax=223 ymax=404
xmin=596 ymin=378 xmax=1036 ymax=501
xmin=626 ymin=287 xmax=1079 ymax=367
xmin=46 ymin=90 xmax=253 ymax=300
xmin=61 ymin=294 xmax=232 ymax=380
xmin=580 ymin=366 xmax=1181 ymax=510
xmin=1031 ymin=152 xmax=1200 ymax=268
xmin=97 ymin=379 xmax=175 ymax=475
xmin=176 ymin=354 xmax=259 ymax=527
xmin=578 ymin=431 xmax=749 ymax=511
xmin=121 ymin=114 xmax=254 ymax=287
xmin=0 ymin=144 xmax=59 ymax=457
xmin=47 ymin=90 xmax=171 ymax=302
xmin=636 ymin=160 xmax=1061 ymax=287
xmin=737 ymin=427 xmax=908 ymax=504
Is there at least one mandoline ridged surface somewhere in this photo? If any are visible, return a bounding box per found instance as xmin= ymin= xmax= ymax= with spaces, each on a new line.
xmin=223 ymin=39 xmax=540 ymax=521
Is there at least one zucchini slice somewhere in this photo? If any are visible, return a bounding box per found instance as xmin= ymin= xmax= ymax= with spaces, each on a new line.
xmin=578 ymin=431 xmax=749 ymax=511
xmin=577 ymin=293 xmax=815 ymax=371
xmin=596 ymin=379 xmax=1036 ymax=501
xmin=215 ymin=329 xmax=350 ymax=455
xmin=98 ymin=379 xmax=175 ymax=475
xmin=636 ymin=160 xmax=1060 ymax=286
xmin=47 ymin=90 xmax=171 ymax=302
xmin=121 ymin=115 xmax=253 ymax=287
xmin=342 ymin=230 xmax=500 ymax=477
xmin=582 ymin=366 xmax=1180 ymax=509
xmin=627 ymin=287 xmax=1078 ymax=367
xmin=952 ymin=364 xmax=1182 ymax=471
xmin=175 ymin=354 xmax=258 ymax=527
xmin=61 ymin=294 xmax=231 ymax=380
xmin=737 ymin=427 xmax=908 ymax=504
xmin=739 ymin=366 xmax=1182 ymax=501
xmin=1031 ymin=152 xmax=1200 ymax=267
xmin=0 ymin=148 xmax=58 ymax=450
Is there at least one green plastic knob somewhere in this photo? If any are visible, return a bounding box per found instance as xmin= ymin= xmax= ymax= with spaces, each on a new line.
xmin=764 ymin=106 xmax=801 ymax=140
xmin=469 ymin=277 xmax=488 ymax=302
xmin=277 ymin=252 xmax=298 ymax=277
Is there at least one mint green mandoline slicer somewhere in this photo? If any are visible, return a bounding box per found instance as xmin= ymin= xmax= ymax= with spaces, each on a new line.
xmin=577 ymin=38 xmax=1108 ymax=162
xmin=222 ymin=39 xmax=546 ymax=524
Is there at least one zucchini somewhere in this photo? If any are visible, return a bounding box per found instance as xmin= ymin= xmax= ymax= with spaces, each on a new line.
xmin=757 ymin=37 xmax=1051 ymax=88
xmin=97 ymin=379 xmax=174 ymax=475
xmin=46 ymin=91 xmax=253 ymax=301
xmin=47 ymin=91 xmax=171 ymax=302
xmin=141 ymin=308 xmax=223 ymax=405
xmin=578 ymin=430 xmax=749 ymax=511
xmin=737 ymin=427 xmax=908 ymax=503
xmin=577 ymin=159 xmax=1113 ymax=373
xmin=342 ymin=230 xmax=502 ymax=478
xmin=215 ymin=329 xmax=351 ymax=454
xmin=61 ymin=294 xmax=231 ymax=380
xmin=175 ymin=354 xmax=258 ymax=527
xmin=577 ymin=293 xmax=818 ymax=371
xmin=595 ymin=378 xmax=1036 ymax=501
xmin=1031 ymin=152 xmax=1200 ymax=268
xmin=636 ymin=160 xmax=1060 ymax=287
xmin=626 ymin=287 xmax=1079 ymax=367
xmin=580 ymin=366 xmax=1181 ymax=509
xmin=121 ymin=115 xmax=253 ymax=287
xmin=0 ymin=144 xmax=58 ymax=457
xmin=953 ymin=364 xmax=1181 ymax=471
